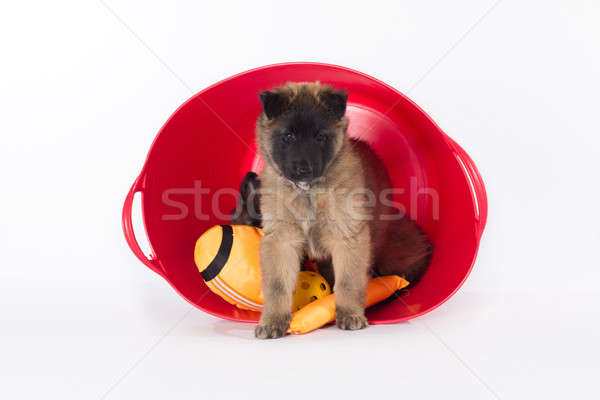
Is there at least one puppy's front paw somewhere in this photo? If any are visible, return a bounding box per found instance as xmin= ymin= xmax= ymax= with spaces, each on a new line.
xmin=255 ymin=313 xmax=290 ymax=339
xmin=336 ymin=309 xmax=368 ymax=331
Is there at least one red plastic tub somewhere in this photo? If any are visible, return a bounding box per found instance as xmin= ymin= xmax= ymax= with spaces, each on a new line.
xmin=122 ymin=62 xmax=487 ymax=324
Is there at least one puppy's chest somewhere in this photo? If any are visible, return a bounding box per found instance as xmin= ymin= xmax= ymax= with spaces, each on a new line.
xmin=300 ymin=216 xmax=328 ymax=260
xmin=292 ymin=191 xmax=343 ymax=258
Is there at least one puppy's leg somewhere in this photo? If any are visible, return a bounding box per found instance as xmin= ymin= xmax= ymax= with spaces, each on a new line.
xmin=328 ymin=232 xmax=371 ymax=330
xmin=255 ymin=226 xmax=304 ymax=339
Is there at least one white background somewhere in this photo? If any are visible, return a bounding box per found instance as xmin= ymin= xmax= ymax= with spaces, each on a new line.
xmin=1 ymin=1 xmax=599 ymax=399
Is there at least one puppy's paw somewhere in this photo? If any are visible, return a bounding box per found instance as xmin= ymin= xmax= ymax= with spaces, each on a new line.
xmin=255 ymin=313 xmax=290 ymax=339
xmin=336 ymin=309 xmax=368 ymax=331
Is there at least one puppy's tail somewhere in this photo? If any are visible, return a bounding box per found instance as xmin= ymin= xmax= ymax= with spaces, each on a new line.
xmin=374 ymin=217 xmax=433 ymax=287
xmin=230 ymin=172 xmax=262 ymax=228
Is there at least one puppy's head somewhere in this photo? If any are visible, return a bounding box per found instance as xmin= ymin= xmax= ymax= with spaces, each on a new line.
xmin=256 ymin=82 xmax=348 ymax=189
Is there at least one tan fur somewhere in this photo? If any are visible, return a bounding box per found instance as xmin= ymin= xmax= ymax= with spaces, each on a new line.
xmin=255 ymin=83 xmax=432 ymax=338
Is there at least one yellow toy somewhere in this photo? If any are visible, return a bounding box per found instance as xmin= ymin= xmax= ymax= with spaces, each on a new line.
xmin=194 ymin=225 xmax=408 ymax=334
xmin=293 ymin=271 xmax=331 ymax=311
xmin=194 ymin=225 xmax=331 ymax=312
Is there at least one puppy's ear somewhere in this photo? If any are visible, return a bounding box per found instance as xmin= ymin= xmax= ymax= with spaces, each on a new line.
xmin=259 ymin=90 xmax=287 ymax=119
xmin=321 ymin=89 xmax=347 ymax=119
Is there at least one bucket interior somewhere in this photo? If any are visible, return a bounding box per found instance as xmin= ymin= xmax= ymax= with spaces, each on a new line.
xmin=139 ymin=64 xmax=480 ymax=323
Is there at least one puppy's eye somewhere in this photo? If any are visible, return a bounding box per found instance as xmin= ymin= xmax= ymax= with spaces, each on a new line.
xmin=315 ymin=133 xmax=327 ymax=142
xmin=282 ymin=131 xmax=296 ymax=143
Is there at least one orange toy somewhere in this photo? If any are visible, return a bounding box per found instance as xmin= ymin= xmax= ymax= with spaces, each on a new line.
xmin=288 ymin=275 xmax=409 ymax=335
xmin=194 ymin=225 xmax=265 ymax=311
xmin=194 ymin=225 xmax=331 ymax=312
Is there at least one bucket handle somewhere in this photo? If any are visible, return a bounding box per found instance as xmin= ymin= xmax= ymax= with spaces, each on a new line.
xmin=122 ymin=174 xmax=165 ymax=277
xmin=447 ymin=138 xmax=488 ymax=238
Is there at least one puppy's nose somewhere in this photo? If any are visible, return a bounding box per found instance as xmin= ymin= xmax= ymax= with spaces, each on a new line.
xmin=294 ymin=161 xmax=312 ymax=176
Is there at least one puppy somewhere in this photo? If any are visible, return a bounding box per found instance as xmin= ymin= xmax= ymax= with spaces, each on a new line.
xmin=252 ymin=82 xmax=432 ymax=338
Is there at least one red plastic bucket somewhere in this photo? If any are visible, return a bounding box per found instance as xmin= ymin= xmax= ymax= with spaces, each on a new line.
xmin=122 ymin=62 xmax=487 ymax=324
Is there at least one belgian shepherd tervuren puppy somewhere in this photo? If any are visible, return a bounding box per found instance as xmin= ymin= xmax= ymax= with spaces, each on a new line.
xmin=245 ymin=82 xmax=432 ymax=338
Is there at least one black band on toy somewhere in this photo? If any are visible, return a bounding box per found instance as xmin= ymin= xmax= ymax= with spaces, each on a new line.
xmin=201 ymin=225 xmax=233 ymax=281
